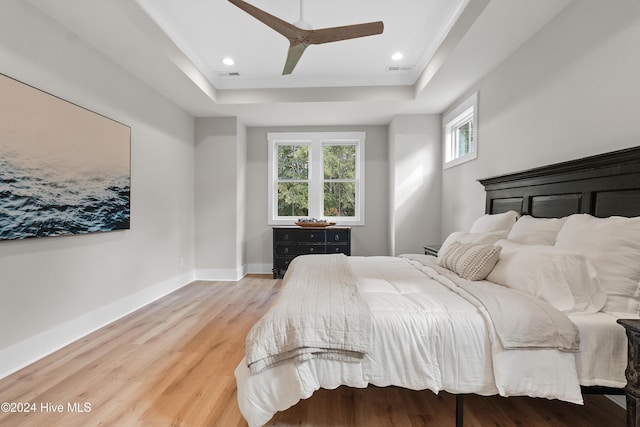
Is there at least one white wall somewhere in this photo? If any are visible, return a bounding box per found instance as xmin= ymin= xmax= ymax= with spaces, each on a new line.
xmin=441 ymin=0 xmax=640 ymax=236
xmin=245 ymin=125 xmax=389 ymax=273
xmin=194 ymin=117 xmax=247 ymax=280
xmin=388 ymin=115 xmax=442 ymax=255
xmin=0 ymin=1 xmax=195 ymax=377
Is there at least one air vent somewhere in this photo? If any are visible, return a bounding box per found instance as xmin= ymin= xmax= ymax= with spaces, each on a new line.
xmin=215 ymin=71 xmax=241 ymax=77
xmin=386 ymin=66 xmax=413 ymax=72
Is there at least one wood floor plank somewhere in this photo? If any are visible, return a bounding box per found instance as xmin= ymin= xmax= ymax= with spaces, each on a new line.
xmin=0 ymin=275 xmax=626 ymax=426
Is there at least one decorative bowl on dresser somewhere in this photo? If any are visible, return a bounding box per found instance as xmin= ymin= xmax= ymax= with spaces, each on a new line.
xmin=272 ymin=226 xmax=351 ymax=278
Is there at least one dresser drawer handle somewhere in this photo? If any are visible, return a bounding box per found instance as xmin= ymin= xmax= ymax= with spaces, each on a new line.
xmin=310 ymin=233 xmax=315 ymax=239
xmin=309 ymin=247 xmax=315 ymax=252
xmin=334 ymin=235 xmax=340 ymax=241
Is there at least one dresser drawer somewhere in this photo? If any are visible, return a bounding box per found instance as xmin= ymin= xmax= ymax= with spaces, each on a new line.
xmin=326 ymin=244 xmax=350 ymax=255
xmin=298 ymin=244 xmax=325 ymax=255
xmin=295 ymin=229 xmax=326 ymax=242
xmin=274 ymin=229 xmax=326 ymax=243
xmin=327 ymin=230 xmax=349 ymax=243
xmin=273 ymin=229 xmax=295 ymax=242
xmin=275 ymin=244 xmax=297 ymax=256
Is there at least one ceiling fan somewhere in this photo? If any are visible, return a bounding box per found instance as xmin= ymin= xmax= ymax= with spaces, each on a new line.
xmin=228 ymin=0 xmax=384 ymax=75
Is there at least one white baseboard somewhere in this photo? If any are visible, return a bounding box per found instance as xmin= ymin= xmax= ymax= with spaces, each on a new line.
xmin=0 ymin=270 xmax=195 ymax=380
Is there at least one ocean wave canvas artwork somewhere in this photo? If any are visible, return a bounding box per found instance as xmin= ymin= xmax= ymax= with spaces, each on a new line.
xmin=0 ymin=74 xmax=131 ymax=240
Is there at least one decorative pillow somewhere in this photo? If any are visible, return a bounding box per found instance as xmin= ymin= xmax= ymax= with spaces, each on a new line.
xmin=487 ymin=240 xmax=606 ymax=313
xmin=507 ymin=215 xmax=567 ymax=245
xmin=438 ymin=230 xmax=508 ymax=261
xmin=555 ymin=214 xmax=640 ymax=315
xmin=439 ymin=241 xmax=502 ymax=281
xmin=470 ymin=210 xmax=520 ymax=233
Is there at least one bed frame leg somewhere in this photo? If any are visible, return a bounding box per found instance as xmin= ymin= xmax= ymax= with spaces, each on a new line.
xmin=456 ymin=394 xmax=464 ymax=427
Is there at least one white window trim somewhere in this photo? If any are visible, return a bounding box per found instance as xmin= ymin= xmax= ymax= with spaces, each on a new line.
xmin=443 ymin=92 xmax=478 ymax=169
xmin=268 ymin=131 xmax=365 ymax=226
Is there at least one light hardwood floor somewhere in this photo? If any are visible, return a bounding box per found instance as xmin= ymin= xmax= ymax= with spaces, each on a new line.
xmin=0 ymin=275 xmax=626 ymax=426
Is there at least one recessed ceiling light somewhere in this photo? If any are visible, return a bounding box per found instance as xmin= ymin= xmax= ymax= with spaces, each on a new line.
xmin=222 ymin=57 xmax=235 ymax=66
xmin=391 ymin=52 xmax=404 ymax=61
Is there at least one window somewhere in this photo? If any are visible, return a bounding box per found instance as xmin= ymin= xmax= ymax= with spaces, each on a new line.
xmin=443 ymin=92 xmax=478 ymax=169
xmin=268 ymin=131 xmax=365 ymax=225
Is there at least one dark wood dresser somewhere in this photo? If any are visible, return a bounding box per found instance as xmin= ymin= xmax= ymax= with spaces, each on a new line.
xmin=272 ymin=226 xmax=351 ymax=278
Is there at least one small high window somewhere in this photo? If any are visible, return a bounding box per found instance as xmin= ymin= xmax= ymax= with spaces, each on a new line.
xmin=443 ymin=92 xmax=478 ymax=168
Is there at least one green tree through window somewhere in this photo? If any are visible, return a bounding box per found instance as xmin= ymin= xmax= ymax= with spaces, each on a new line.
xmin=277 ymin=145 xmax=309 ymax=216
xmin=323 ymin=145 xmax=356 ymax=217
xmin=268 ymin=132 xmax=365 ymax=225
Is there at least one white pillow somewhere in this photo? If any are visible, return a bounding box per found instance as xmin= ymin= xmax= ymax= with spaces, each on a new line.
xmin=487 ymin=240 xmax=606 ymax=313
xmin=470 ymin=210 xmax=520 ymax=233
xmin=555 ymin=214 xmax=640 ymax=315
xmin=439 ymin=231 xmax=508 ymax=261
xmin=507 ymin=215 xmax=567 ymax=245
xmin=439 ymin=241 xmax=502 ymax=281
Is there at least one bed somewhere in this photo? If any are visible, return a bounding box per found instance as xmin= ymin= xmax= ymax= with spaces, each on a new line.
xmin=235 ymin=146 xmax=640 ymax=427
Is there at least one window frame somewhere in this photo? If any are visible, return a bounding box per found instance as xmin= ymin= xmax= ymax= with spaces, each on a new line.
xmin=267 ymin=131 xmax=365 ymax=226
xmin=443 ymin=92 xmax=478 ymax=169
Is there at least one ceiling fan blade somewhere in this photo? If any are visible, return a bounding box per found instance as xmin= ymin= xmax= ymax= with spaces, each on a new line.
xmin=305 ymin=21 xmax=384 ymax=45
xmin=228 ymin=0 xmax=300 ymax=40
xmin=229 ymin=0 xmax=384 ymax=75
xmin=282 ymin=43 xmax=309 ymax=75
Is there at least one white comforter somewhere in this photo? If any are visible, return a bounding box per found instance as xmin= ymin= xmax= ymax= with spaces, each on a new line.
xmin=235 ymin=255 xmax=584 ymax=427
xmin=246 ymin=254 xmax=372 ymax=374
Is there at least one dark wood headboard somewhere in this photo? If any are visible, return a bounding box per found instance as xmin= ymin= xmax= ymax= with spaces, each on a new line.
xmin=479 ymin=146 xmax=640 ymax=415
xmin=478 ymin=146 xmax=640 ymax=218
